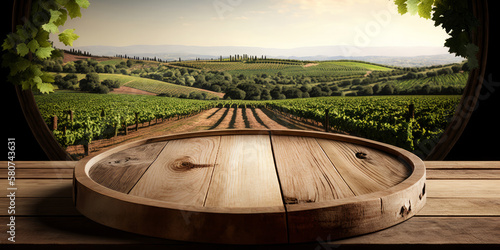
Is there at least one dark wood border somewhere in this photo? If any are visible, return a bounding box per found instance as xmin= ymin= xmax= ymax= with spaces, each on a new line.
xmin=11 ymin=0 xmax=73 ymax=160
xmin=426 ymin=0 xmax=489 ymax=160
xmin=10 ymin=0 xmax=488 ymax=161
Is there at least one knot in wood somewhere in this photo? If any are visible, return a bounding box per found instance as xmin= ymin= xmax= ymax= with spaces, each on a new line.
xmin=399 ymin=201 xmax=412 ymax=217
xmin=172 ymin=158 xmax=212 ymax=172
xmin=355 ymin=152 xmax=367 ymax=159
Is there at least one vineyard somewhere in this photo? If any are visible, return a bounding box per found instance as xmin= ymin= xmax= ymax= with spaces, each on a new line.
xmin=35 ymin=92 xmax=460 ymax=158
xmin=256 ymin=95 xmax=460 ymax=156
xmin=170 ymin=60 xmax=393 ymax=78
xmin=35 ymin=91 xmax=216 ymax=152
xmin=391 ymin=72 xmax=469 ymax=89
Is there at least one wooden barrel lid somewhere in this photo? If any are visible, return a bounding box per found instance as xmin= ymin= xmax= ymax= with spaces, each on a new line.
xmin=74 ymin=129 xmax=426 ymax=244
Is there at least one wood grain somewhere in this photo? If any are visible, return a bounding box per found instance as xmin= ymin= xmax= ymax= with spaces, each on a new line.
xmin=425 ymin=161 xmax=500 ymax=169
xmin=418 ymin=197 xmax=500 ymax=216
xmin=317 ymin=139 xmax=411 ymax=195
xmin=427 ymin=169 xmax=500 ymax=179
xmin=271 ymin=135 xmax=354 ymax=203
xmin=0 ymin=198 xmax=79 ymax=216
xmin=204 ymin=135 xmax=283 ymax=208
xmin=0 ymin=168 xmax=73 ymax=179
xmin=0 ymin=179 xmax=72 ymax=198
xmin=0 ymin=161 xmax=76 ymax=169
xmin=88 ymin=141 xmax=167 ymax=193
xmin=129 ymin=137 xmax=220 ymax=206
xmin=427 ymin=180 xmax=500 ymax=198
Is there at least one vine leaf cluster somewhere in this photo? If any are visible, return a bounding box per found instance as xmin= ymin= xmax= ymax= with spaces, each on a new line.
xmin=394 ymin=0 xmax=480 ymax=69
xmin=2 ymin=0 xmax=89 ymax=93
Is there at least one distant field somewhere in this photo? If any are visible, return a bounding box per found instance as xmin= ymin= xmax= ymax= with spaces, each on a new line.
xmin=391 ymin=72 xmax=469 ymax=89
xmin=52 ymin=73 xmax=223 ymax=98
xmin=170 ymin=60 xmax=392 ymax=78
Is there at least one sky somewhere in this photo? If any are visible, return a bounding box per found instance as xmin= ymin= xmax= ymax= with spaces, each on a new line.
xmin=50 ymin=0 xmax=450 ymax=50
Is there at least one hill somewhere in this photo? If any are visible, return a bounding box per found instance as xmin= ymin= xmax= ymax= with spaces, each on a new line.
xmin=74 ymin=44 xmax=464 ymax=67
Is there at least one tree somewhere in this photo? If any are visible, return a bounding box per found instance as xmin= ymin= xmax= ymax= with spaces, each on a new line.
xmin=358 ymin=86 xmax=374 ymax=96
xmin=127 ymin=59 xmax=134 ymax=67
xmin=380 ymin=84 xmax=394 ymax=95
xmin=102 ymin=79 xmax=120 ymax=89
xmin=224 ymin=88 xmax=246 ymax=100
xmin=79 ymin=73 xmax=100 ymax=92
xmin=261 ymin=89 xmax=272 ymax=100
xmin=270 ymin=86 xmax=282 ymax=100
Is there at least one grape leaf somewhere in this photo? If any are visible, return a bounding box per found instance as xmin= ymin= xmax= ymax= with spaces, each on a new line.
xmin=35 ymin=29 xmax=52 ymax=48
xmin=40 ymin=72 xmax=55 ymax=83
xmin=38 ymin=83 xmax=55 ymax=94
xmin=59 ymin=29 xmax=79 ymax=46
xmin=406 ymin=0 xmax=420 ymax=15
xmin=26 ymin=39 xmax=40 ymax=53
xmin=65 ymin=0 xmax=82 ymax=19
xmin=465 ymin=43 xmax=479 ymax=69
xmin=9 ymin=56 xmax=31 ymax=76
xmin=16 ymin=43 xmax=29 ymax=57
xmin=49 ymin=9 xmax=63 ymax=24
xmin=75 ymin=0 xmax=90 ymax=9
xmin=42 ymin=22 xmax=59 ymax=33
xmin=2 ymin=35 xmax=16 ymax=51
xmin=33 ymin=75 xmax=43 ymax=85
xmin=394 ymin=0 xmax=408 ymax=14
xmin=35 ymin=46 xmax=55 ymax=59
xmin=54 ymin=9 xmax=68 ymax=26
xmin=418 ymin=0 xmax=434 ymax=19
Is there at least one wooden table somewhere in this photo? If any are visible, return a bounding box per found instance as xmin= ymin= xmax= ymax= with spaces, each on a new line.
xmin=1 ymin=161 xmax=500 ymax=249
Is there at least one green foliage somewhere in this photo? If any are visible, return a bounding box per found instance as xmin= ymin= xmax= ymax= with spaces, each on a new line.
xmin=1 ymin=0 xmax=89 ymax=93
xmin=393 ymin=0 xmax=479 ymax=69
xmin=260 ymin=95 xmax=460 ymax=156
xmin=35 ymin=92 xmax=216 ymax=146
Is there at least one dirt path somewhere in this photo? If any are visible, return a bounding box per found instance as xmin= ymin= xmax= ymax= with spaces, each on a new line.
xmin=304 ymin=63 xmax=319 ymax=68
xmin=245 ymin=107 xmax=268 ymax=129
xmin=252 ymin=108 xmax=288 ymax=129
xmin=67 ymin=107 xmax=326 ymax=159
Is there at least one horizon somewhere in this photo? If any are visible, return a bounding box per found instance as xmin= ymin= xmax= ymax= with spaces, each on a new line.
xmin=51 ymin=0 xmax=452 ymax=57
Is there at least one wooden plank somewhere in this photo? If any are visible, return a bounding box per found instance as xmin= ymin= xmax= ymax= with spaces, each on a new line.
xmin=271 ymin=135 xmax=354 ymax=203
xmin=2 ymin=216 xmax=500 ymax=245
xmin=0 ymin=198 xmax=79 ymax=216
xmin=317 ymin=139 xmax=410 ymax=195
xmin=0 ymin=179 xmax=72 ymax=198
xmin=0 ymin=168 xmax=73 ymax=179
xmin=88 ymin=141 xmax=167 ymax=193
xmin=129 ymin=137 xmax=220 ymax=206
xmin=0 ymin=216 xmax=173 ymax=245
xmin=204 ymin=135 xmax=283 ymax=208
xmin=425 ymin=161 xmax=500 ymax=169
xmin=427 ymin=169 xmax=500 ymax=179
xmin=331 ymin=217 xmax=500 ymax=244
xmin=427 ymin=180 xmax=500 ymax=198
xmin=0 ymin=161 xmax=76 ymax=169
xmin=418 ymin=197 xmax=500 ymax=216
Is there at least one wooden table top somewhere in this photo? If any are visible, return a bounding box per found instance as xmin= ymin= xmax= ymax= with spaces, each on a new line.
xmin=74 ymin=130 xmax=426 ymax=244
xmin=1 ymin=160 xmax=500 ymax=249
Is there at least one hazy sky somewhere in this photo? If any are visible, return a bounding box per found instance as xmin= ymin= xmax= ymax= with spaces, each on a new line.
xmin=51 ymin=0 xmax=450 ymax=49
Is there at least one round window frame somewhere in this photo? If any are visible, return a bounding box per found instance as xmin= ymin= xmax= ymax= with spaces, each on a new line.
xmin=10 ymin=0 xmax=489 ymax=161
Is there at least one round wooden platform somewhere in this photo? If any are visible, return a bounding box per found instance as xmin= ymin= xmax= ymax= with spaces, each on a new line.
xmin=73 ymin=129 xmax=426 ymax=244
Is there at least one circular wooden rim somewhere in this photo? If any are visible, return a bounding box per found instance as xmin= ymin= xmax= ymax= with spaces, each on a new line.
xmin=74 ymin=129 xmax=426 ymax=244
xmin=10 ymin=0 xmax=489 ymax=161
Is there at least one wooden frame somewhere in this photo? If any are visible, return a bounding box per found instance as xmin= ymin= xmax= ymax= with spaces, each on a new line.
xmin=9 ymin=0 xmax=489 ymax=161
xmin=74 ymin=129 xmax=426 ymax=244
